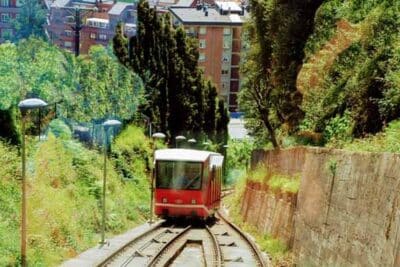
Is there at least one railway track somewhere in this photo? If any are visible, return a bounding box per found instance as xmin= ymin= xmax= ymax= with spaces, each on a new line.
xmin=99 ymin=213 xmax=268 ymax=267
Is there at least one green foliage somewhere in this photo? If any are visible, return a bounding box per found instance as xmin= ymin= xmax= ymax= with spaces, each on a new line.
xmin=0 ymin=124 xmax=152 ymax=265
xmin=113 ymin=1 xmax=229 ymax=144
xmin=113 ymin=125 xmax=155 ymax=180
xmin=0 ymin=39 xmax=144 ymax=142
xmin=267 ymin=174 xmax=301 ymax=193
xmin=225 ymin=139 xmax=255 ymax=185
xmin=49 ymin=119 xmax=72 ymax=140
xmin=301 ymin=0 xmax=400 ymax=142
xmin=0 ymin=141 xmax=20 ymax=265
xmin=344 ymin=119 xmax=400 ymax=153
xmin=10 ymin=0 xmax=47 ymax=41
xmin=247 ymin=163 xmax=268 ymax=183
xmin=323 ymin=110 xmax=353 ymax=145
xmin=239 ymin=0 xmax=322 ymax=148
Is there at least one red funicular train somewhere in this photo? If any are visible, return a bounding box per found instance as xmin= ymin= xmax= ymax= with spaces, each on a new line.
xmin=154 ymin=149 xmax=224 ymax=219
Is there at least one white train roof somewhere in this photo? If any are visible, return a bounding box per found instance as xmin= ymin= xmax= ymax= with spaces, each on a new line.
xmin=155 ymin=149 xmax=222 ymax=163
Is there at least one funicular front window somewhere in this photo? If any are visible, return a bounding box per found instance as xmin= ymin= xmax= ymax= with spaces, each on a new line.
xmin=156 ymin=161 xmax=202 ymax=190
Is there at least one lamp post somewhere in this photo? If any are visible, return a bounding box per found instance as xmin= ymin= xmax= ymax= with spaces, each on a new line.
xmin=175 ymin=135 xmax=186 ymax=148
xmin=18 ymin=98 xmax=48 ymax=267
xmin=150 ymin=132 xmax=166 ymax=224
xmin=188 ymin=138 xmax=196 ymax=148
xmin=100 ymin=119 xmax=121 ymax=245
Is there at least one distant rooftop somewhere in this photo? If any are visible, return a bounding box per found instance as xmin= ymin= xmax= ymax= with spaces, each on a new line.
xmin=108 ymin=2 xmax=134 ymax=16
xmin=169 ymin=6 xmax=247 ymax=26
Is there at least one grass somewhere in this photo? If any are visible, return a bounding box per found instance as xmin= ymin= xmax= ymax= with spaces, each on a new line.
xmin=247 ymin=164 xmax=301 ymax=194
xmin=0 ymin=123 xmax=153 ymax=266
xmin=344 ymin=120 xmax=400 ymax=153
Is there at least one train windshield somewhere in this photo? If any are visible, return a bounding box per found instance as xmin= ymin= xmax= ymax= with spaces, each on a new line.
xmin=156 ymin=161 xmax=203 ymax=190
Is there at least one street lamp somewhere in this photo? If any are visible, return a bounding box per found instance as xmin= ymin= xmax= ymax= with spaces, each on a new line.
xmin=100 ymin=119 xmax=121 ymax=245
xmin=18 ymin=98 xmax=48 ymax=267
xmin=150 ymin=132 xmax=166 ymax=224
xmin=175 ymin=135 xmax=186 ymax=148
xmin=188 ymin=138 xmax=196 ymax=148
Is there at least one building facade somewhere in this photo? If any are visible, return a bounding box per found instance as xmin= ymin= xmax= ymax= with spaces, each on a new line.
xmin=169 ymin=2 xmax=247 ymax=112
xmin=47 ymin=0 xmax=136 ymax=55
xmin=0 ymin=0 xmax=20 ymax=42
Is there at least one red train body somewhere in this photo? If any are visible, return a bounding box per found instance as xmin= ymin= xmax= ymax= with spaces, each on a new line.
xmin=154 ymin=149 xmax=224 ymax=219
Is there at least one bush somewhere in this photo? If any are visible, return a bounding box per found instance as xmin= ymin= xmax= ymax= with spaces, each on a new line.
xmin=49 ymin=119 xmax=72 ymax=140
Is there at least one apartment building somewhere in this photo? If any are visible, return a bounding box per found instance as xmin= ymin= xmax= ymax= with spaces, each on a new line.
xmin=169 ymin=2 xmax=247 ymax=112
xmin=47 ymin=0 xmax=136 ymax=55
xmin=0 ymin=0 xmax=20 ymax=42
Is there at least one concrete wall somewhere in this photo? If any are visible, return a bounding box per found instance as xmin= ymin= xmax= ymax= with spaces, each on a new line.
xmin=241 ymin=147 xmax=400 ymax=267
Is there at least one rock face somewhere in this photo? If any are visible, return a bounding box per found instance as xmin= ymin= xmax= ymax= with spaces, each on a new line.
xmin=241 ymin=147 xmax=400 ymax=267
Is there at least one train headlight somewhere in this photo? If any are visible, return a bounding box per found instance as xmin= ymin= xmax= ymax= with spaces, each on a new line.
xmin=162 ymin=197 xmax=168 ymax=203
xmin=191 ymin=199 xmax=196 ymax=204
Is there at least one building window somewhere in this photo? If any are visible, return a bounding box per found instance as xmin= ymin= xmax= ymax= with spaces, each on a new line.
xmin=64 ymin=41 xmax=72 ymax=48
xmin=221 ymin=69 xmax=229 ymax=75
xmin=223 ymin=40 xmax=230 ymax=49
xmin=222 ymin=54 xmax=230 ymax=63
xmin=65 ymin=30 xmax=72 ymax=36
xmin=99 ymin=34 xmax=107 ymax=40
xmin=199 ymin=39 xmax=206 ymax=49
xmin=223 ymin=28 xmax=231 ymax=35
xmin=0 ymin=0 xmax=10 ymax=7
xmin=199 ymin=27 xmax=206 ymax=35
xmin=1 ymin=13 xmax=10 ymax=23
xmin=199 ymin=53 xmax=206 ymax=62
xmin=66 ymin=16 xmax=75 ymax=23
xmin=90 ymin=33 xmax=96 ymax=39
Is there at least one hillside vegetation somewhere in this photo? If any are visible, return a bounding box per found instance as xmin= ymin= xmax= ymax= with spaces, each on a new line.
xmin=0 ymin=124 xmax=152 ymax=265
xmin=300 ymin=0 xmax=400 ymax=144
xmin=241 ymin=0 xmax=400 ymax=149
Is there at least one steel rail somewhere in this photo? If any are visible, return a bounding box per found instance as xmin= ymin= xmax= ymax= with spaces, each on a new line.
xmin=98 ymin=220 xmax=165 ymax=266
xmin=216 ymin=211 xmax=267 ymax=267
xmin=147 ymin=225 xmax=192 ymax=267
xmin=205 ymin=225 xmax=223 ymax=267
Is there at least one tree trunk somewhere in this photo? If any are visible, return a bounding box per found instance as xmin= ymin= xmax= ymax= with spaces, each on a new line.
xmin=261 ymin=111 xmax=279 ymax=149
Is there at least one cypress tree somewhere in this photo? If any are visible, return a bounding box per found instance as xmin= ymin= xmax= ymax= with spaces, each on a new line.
xmin=113 ymin=0 xmax=229 ymax=144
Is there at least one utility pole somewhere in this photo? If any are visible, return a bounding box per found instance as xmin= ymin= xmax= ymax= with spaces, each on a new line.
xmin=62 ymin=6 xmax=97 ymax=56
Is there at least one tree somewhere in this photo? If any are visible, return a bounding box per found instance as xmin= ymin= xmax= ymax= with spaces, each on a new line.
xmin=12 ymin=0 xmax=47 ymax=41
xmin=113 ymin=0 xmax=228 ymax=145
xmin=239 ymin=0 xmax=323 ymax=148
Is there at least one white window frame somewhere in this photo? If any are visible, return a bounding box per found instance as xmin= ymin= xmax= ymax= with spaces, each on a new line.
xmin=199 ymin=39 xmax=206 ymax=49
xmin=199 ymin=53 xmax=206 ymax=62
xmin=64 ymin=41 xmax=72 ymax=48
xmin=223 ymin=27 xmax=231 ymax=35
xmin=199 ymin=26 xmax=206 ymax=35
xmin=1 ymin=13 xmax=10 ymax=23
xmin=99 ymin=33 xmax=107 ymax=40
xmin=64 ymin=30 xmax=72 ymax=36
xmin=90 ymin=32 xmax=96 ymax=39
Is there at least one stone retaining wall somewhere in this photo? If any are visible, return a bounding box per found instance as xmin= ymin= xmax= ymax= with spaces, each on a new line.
xmin=241 ymin=147 xmax=400 ymax=266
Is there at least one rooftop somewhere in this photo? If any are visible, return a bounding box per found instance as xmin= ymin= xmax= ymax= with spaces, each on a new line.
xmin=108 ymin=2 xmax=134 ymax=16
xmin=169 ymin=6 xmax=247 ymax=26
xmin=155 ymin=149 xmax=221 ymax=162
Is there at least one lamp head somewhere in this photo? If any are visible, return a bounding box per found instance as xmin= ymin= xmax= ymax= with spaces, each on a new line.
xmin=103 ymin=119 xmax=122 ymax=128
xmin=175 ymin=135 xmax=186 ymax=141
xmin=18 ymin=98 xmax=48 ymax=111
xmin=188 ymin=138 xmax=196 ymax=144
xmin=152 ymin=132 xmax=166 ymax=139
